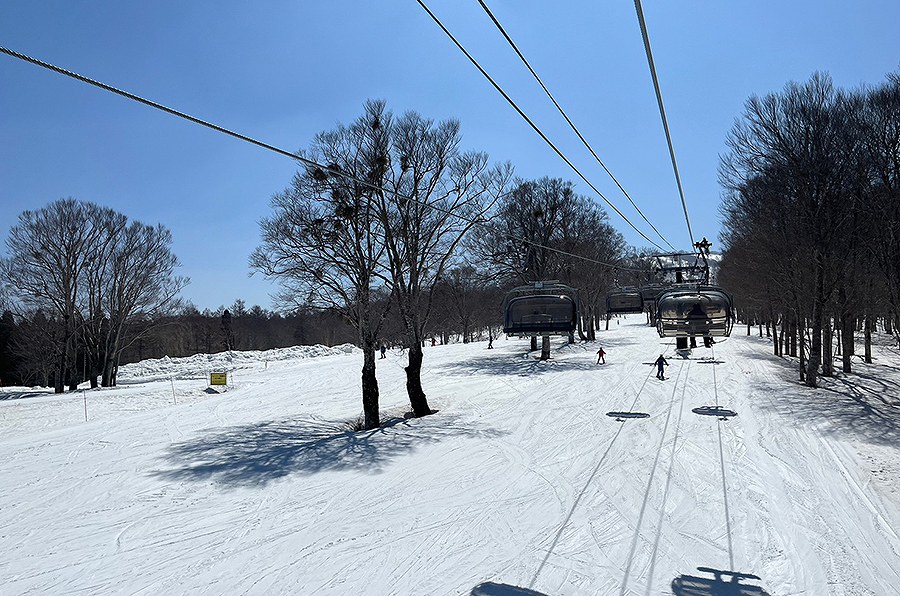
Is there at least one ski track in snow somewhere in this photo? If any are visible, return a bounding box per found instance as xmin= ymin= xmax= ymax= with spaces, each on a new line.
xmin=1 ymin=322 xmax=899 ymax=595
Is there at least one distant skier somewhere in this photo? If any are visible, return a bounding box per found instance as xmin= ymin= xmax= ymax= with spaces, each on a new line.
xmin=380 ymin=344 xmax=387 ymax=359
xmin=431 ymin=337 xmax=437 ymax=347
xmin=596 ymin=346 xmax=606 ymax=364
xmin=654 ymin=354 xmax=669 ymax=379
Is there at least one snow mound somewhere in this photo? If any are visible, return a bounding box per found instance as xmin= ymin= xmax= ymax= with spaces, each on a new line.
xmin=118 ymin=343 xmax=360 ymax=381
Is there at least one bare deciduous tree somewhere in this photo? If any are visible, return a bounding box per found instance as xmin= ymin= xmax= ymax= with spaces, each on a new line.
xmin=2 ymin=199 xmax=187 ymax=390
xmin=374 ymin=107 xmax=512 ymax=417
xmin=252 ymin=100 xmax=393 ymax=429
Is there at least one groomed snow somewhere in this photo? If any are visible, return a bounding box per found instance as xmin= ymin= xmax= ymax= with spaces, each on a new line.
xmin=1 ymin=318 xmax=899 ymax=595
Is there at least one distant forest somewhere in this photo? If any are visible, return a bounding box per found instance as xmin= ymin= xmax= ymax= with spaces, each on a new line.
xmin=0 ymin=285 xmax=505 ymax=388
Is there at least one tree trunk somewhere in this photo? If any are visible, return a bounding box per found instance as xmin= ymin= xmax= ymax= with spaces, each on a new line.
xmin=769 ymin=306 xmax=780 ymax=356
xmin=822 ymin=316 xmax=833 ymax=377
xmin=530 ymin=336 xmax=537 ymax=351
xmin=55 ymin=317 xmax=74 ymax=394
xmin=841 ymin=307 xmax=854 ymax=374
xmin=540 ymin=335 xmax=551 ymax=360
xmin=805 ymin=255 xmax=825 ymax=388
xmin=864 ymin=315 xmax=873 ymax=363
xmin=362 ymin=346 xmax=380 ymax=429
xmin=102 ymin=359 xmax=115 ymax=387
xmin=778 ymin=319 xmax=786 ymax=358
xmin=404 ymin=342 xmax=432 ymax=417
xmin=799 ymin=316 xmax=807 ymax=383
xmin=54 ymin=347 xmax=66 ymax=394
xmin=789 ymin=315 xmax=797 ymax=357
xmin=101 ymin=329 xmax=122 ymax=387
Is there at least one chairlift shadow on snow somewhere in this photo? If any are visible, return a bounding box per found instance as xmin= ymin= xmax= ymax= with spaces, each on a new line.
xmin=470 ymin=582 xmax=548 ymax=596
xmin=606 ymin=411 xmax=651 ymax=422
xmin=692 ymin=406 xmax=738 ymax=419
xmin=671 ymin=566 xmax=770 ymax=595
xmin=154 ymin=414 xmax=505 ymax=488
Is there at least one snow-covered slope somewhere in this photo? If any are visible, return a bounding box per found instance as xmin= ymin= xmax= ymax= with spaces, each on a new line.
xmin=2 ymin=319 xmax=899 ymax=595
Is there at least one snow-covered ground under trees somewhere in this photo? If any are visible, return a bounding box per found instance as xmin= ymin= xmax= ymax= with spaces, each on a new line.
xmin=2 ymin=317 xmax=899 ymax=595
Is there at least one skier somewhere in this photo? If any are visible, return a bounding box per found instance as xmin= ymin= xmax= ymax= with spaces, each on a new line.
xmin=688 ymin=302 xmax=706 ymax=319
xmin=687 ymin=302 xmax=711 ymax=326
xmin=380 ymin=344 xmax=387 ymax=359
xmin=654 ymin=354 xmax=669 ymax=379
xmin=596 ymin=346 xmax=606 ymax=364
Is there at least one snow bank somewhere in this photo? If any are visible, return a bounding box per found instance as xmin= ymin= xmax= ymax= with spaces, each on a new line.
xmin=118 ymin=343 xmax=360 ymax=381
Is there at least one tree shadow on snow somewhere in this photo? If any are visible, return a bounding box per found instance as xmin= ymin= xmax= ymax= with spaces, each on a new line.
xmin=734 ymin=344 xmax=900 ymax=447
xmin=0 ymin=389 xmax=52 ymax=401
xmin=470 ymin=582 xmax=548 ymax=595
xmin=153 ymin=414 xmax=505 ymax=488
xmin=437 ymin=350 xmax=598 ymax=378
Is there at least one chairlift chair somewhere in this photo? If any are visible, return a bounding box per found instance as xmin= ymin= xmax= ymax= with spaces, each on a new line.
xmin=655 ymin=285 xmax=733 ymax=338
xmin=605 ymin=288 xmax=644 ymax=315
xmin=503 ymin=281 xmax=579 ymax=336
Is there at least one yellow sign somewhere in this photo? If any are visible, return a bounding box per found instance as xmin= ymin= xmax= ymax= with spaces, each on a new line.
xmin=210 ymin=372 xmax=228 ymax=386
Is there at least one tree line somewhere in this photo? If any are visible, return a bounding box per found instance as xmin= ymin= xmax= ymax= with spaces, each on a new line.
xmin=718 ymin=71 xmax=900 ymax=387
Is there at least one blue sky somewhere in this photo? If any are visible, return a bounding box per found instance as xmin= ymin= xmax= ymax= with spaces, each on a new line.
xmin=2 ymin=1 xmax=898 ymax=311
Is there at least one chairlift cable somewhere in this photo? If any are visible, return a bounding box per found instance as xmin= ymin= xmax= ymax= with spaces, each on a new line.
xmin=632 ymin=0 xmax=696 ymax=247
xmin=0 ymin=45 xmax=646 ymax=274
xmin=415 ymin=0 xmax=667 ymax=252
xmin=476 ymin=0 xmax=677 ymax=252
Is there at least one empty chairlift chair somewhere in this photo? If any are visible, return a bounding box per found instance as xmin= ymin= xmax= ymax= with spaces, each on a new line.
xmin=503 ymin=282 xmax=579 ymax=337
xmin=655 ymin=286 xmax=734 ymax=338
xmin=605 ymin=289 xmax=644 ymax=315
xmin=639 ymin=283 xmax=668 ymax=304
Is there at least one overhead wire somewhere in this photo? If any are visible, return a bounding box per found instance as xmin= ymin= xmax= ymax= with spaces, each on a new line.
xmin=414 ymin=0 xmax=667 ymax=252
xmin=0 ymin=44 xmax=649 ymax=274
xmin=475 ymin=0 xmax=677 ymax=252
xmin=632 ymin=0 xmax=696 ymax=248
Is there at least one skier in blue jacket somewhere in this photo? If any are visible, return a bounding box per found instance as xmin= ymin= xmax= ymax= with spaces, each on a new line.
xmin=654 ymin=354 xmax=669 ymax=380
